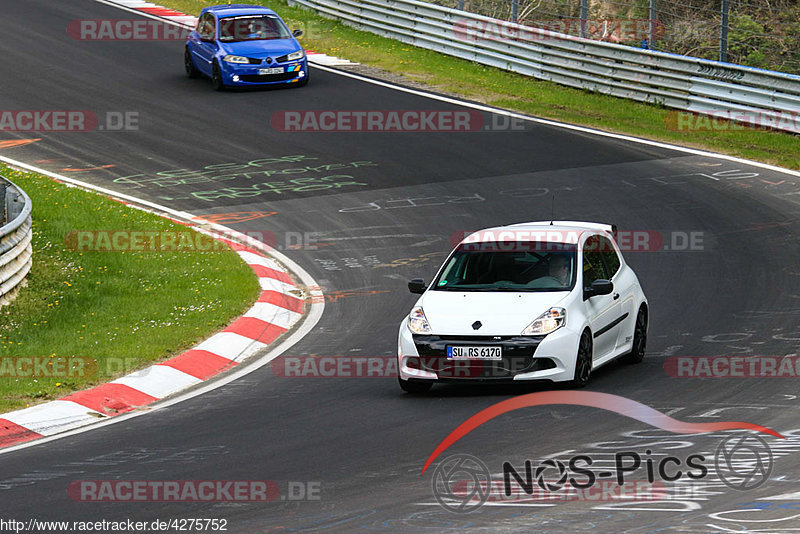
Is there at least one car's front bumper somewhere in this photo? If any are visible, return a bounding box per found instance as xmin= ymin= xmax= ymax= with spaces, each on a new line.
xmin=397 ymin=321 xmax=580 ymax=383
xmin=220 ymin=58 xmax=308 ymax=85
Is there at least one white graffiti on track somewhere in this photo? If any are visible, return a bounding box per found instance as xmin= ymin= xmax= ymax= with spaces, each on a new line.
xmin=314 ymin=256 xmax=381 ymax=271
xmin=114 ymin=156 xmax=377 ymax=188
xmin=338 ymin=194 xmax=485 ymax=212
xmin=189 ymin=175 xmax=368 ymax=202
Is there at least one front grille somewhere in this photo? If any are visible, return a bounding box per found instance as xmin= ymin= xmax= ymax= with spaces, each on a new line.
xmin=247 ymin=57 xmax=263 ymax=64
xmin=411 ymin=335 xmax=552 ymax=379
xmin=239 ymin=72 xmax=297 ymax=83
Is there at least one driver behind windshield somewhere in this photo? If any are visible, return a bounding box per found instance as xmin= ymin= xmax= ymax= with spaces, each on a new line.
xmin=547 ymin=253 xmax=571 ymax=286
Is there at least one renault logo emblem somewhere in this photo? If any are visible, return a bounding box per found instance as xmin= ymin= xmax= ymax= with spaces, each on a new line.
xmin=472 ymin=321 xmax=482 ymax=330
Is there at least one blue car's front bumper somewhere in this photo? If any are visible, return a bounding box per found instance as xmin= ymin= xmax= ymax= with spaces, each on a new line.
xmin=220 ymin=58 xmax=308 ymax=86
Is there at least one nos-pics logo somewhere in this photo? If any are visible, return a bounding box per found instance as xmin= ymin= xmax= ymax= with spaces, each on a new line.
xmin=431 ymin=434 xmax=773 ymax=513
xmin=431 ymin=454 xmax=491 ymax=513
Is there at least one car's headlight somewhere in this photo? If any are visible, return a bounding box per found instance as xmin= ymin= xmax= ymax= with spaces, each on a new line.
xmin=287 ymin=50 xmax=305 ymax=61
xmin=522 ymin=307 xmax=566 ymax=335
xmin=223 ymin=55 xmax=249 ymax=64
xmin=407 ymin=306 xmax=432 ymax=334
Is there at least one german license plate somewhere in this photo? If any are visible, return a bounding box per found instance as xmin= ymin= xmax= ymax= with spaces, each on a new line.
xmin=447 ymin=346 xmax=502 ymax=360
xmin=259 ymin=67 xmax=284 ymax=75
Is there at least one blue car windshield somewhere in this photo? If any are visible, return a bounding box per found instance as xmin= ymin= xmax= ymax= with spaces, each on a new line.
xmin=433 ymin=242 xmax=577 ymax=292
xmin=219 ymin=15 xmax=291 ymax=41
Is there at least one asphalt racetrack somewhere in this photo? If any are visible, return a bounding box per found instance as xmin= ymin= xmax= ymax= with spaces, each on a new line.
xmin=1 ymin=1 xmax=800 ymax=532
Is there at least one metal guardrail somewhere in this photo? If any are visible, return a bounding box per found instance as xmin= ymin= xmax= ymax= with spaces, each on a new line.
xmin=0 ymin=176 xmax=33 ymax=306
xmin=289 ymin=0 xmax=800 ymax=132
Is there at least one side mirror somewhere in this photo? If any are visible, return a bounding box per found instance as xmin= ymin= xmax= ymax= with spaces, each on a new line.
xmin=584 ymin=279 xmax=613 ymax=300
xmin=292 ymin=29 xmax=304 ymax=37
xmin=408 ymin=278 xmax=427 ymax=294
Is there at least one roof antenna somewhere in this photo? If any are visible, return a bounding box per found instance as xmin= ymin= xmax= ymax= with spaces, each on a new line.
xmin=550 ymin=193 xmax=555 ymax=225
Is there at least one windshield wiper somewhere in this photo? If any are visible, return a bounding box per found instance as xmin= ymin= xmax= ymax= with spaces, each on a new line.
xmin=435 ymin=286 xmax=492 ymax=291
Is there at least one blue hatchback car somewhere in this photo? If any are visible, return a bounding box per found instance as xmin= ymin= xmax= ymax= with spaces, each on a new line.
xmin=185 ymin=4 xmax=308 ymax=90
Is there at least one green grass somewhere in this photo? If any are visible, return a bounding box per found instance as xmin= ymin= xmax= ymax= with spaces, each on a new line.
xmin=169 ymin=0 xmax=799 ymax=170
xmin=0 ymin=164 xmax=261 ymax=412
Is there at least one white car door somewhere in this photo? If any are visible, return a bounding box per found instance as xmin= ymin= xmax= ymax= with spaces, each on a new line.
xmin=582 ymin=235 xmax=622 ymax=360
xmin=595 ymin=236 xmax=637 ymax=353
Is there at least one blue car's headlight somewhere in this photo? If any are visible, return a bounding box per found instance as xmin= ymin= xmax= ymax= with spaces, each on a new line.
xmin=223 ymin=55 xmax=249 ymax=64
xmin=287 ymin=50 xmax=305 ymax=61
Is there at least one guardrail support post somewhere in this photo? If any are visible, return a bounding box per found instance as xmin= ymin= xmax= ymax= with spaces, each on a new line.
xmin=649 ymin=0 xmax=657 ymax=50
xmin=720 ymin=0 xmax=730 ymax=62
xmin=510 ymin=0 xmax=518 ymax=22
xmin=0 ymin=183 xmax=7 ymax=226
xmin=579 ymin=0 xmax=588 ymax=38
xmin=457 ymin=0 xmax=464 ymax=10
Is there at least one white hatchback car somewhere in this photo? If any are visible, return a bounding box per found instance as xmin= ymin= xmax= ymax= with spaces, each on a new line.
xmin=397 ymin=221 xmax=648 ymax=393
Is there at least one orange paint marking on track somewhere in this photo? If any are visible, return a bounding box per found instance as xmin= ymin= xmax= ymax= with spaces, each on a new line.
xmin=60 ymin=165 xmax=116 ymax=172
xmin=0 ymin=139 xmax=41 ymax=149
xmin=193 ymin=211 xmax=278 ymax=224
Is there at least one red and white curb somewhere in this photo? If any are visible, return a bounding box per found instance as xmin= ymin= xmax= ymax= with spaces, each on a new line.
xmin=0 ymin=233 xmax=309 ymax=449
xmin=103 ymin=0 xmax=197 ymax=27
xmin=0 ymin=155 xmax=324 ymax=451
xmin=100 ymin=0 xmax=358 ymax=66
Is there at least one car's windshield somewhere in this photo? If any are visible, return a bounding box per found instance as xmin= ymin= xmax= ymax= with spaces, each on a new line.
xmin=218 ymin=15 xmax=291 ymax=42
xmin=433 ymin=242 xmax=577 ymax=292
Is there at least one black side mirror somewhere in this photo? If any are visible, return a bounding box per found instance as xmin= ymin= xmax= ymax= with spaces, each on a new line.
xmin=292 ymin=29 xmax=303 ymax=37
xmin=584 ymin=279 xmax=613 ymax=300
xmin=408 ymin=278 xmax=427 ymax=294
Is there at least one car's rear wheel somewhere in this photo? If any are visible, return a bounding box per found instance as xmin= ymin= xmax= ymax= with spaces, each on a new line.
xmin=398 ymin=376 xmax=432 ymax=394
xmin=211 ymin=61 xmax=225 ymax=91
xmin=185 ymin=48 xmax=200 ymax=78
xmin=623 ymin=307 xmax=648 ymax=364
xmin=570 ymin=331 xmax=593 ymax=388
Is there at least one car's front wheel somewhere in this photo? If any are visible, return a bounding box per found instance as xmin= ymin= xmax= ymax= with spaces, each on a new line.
xmin=185 ymin=48 xmax=200 ymax=78
xmin=398 ymin=376 xmax=432 ymax=394
xmin=211 ymin=61 xmax=225 ymax=91
xmin=570 ymin=331 xmax=593 ymax=388
xmin=623 ymin=307 xmax=648 ymax=364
